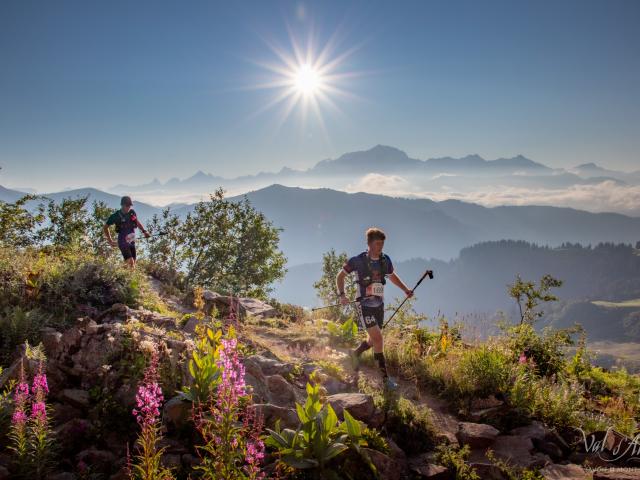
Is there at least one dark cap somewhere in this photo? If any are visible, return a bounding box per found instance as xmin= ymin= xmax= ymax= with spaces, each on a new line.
xmin=120 ymin=196 xmax=133 ymax=206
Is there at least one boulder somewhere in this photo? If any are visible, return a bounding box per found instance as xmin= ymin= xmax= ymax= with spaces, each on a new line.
xmin=182 ymin=316 xmax=200 ymax=334
xmin=489 ymin=435 xmax=550 ymax=468
xmin=510 ymin=420 xmax=548 ymax=441
xmin=76 ymin=448 xmax=116 ymax=471
xmin=540 ymin=463 xmax=591 ymax=480
xmin=249 ymin=403 xmax=299 ymax=430
xmin=163 ymin=395 xmax=192 ymax=430
xmin=327 ymin=393 xmax=375 ymax=424
xmin=266 ymin=374 xmax=296 ymax=407
xmin=408 ymin=454 xmax=450 ymax=479
xmin=456 ymin=422 xmax=500 ymax=449
xmin=246 ymin=355 xmax=294 ymax=377
xmin=60 ymin=389 xmax=90 ymax=409
xmin=40 ymin=327 xmax=63 ymax=356
xmin=361 ymin=448 xmax=403 ymax=480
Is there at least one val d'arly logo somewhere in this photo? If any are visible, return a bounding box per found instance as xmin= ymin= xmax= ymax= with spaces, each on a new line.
xmin=574 ymin=426 xmax=640 ymax=462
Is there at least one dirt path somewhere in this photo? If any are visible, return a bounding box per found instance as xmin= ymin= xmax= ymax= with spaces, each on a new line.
xmin=245 ymin=322 xmax=460 ymax=444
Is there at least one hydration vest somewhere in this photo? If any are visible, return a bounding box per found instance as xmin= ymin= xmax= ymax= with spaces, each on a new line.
xmin=360 ymin=252 xmax=389 ymax=286
xmin=114 ymin=210 xmax=137 ymax=234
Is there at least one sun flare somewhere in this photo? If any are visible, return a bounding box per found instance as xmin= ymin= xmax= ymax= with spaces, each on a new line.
xmin=293 ymin=63 xmax=322 ymax=96
xmin=244 ymin=26 xmax=364 ymax=136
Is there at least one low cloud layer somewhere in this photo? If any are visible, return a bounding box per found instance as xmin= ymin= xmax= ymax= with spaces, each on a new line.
xmin=346 ymin=176 xmax=640 ymax=217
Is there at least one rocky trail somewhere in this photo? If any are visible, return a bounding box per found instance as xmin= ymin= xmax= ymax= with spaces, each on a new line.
xmin=0 ymin=280 xmax=634 ymax=479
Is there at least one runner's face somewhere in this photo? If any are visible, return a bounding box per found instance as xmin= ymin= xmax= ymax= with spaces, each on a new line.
xmin=368 ymin=239 xmax=384 ymax=256
xmin=122 ymin=204 xmax=132 ymax=213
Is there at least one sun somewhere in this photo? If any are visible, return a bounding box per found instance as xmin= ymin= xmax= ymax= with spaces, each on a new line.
xmin=243 ymin=26 xmax=365 ymax=136
xmin=293 ymin=63 xmax=322 ymax=96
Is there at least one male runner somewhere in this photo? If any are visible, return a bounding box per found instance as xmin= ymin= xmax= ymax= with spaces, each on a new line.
xmin=336 ymin=227 xmax=413 ymax=389
xmin=103 ymin=196 xmax=150 ymax=268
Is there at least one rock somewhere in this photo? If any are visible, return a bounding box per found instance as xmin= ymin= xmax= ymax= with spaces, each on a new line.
xmin=40 ymin=327 xmax=63 ymax=356
xmin=489 ymin=435 xmax=550 ymax=468
xmin=52 ymin=402 xmax=83 ymax=424
xmin=202 ymin=291 xmax=276 ymax=319
xmin=266 ymin=374 xmax=296 ymax=407
xmin=456 ymin=422 xmax=500 ymax=449
xmin=60 ymin=388 xmax=90 ymax=408
xmin=249 ymin=403 xmax=299 ymax=430
xmin=535 ymin=439 xmax=565 ymax=461
xmin=76 ymin=448 xmax=116 ymax=470
xmin=361 ymin=448 xmax=402 ymax=480
xmin=0 ymin=466 xmax=9 ymax=480
xmin=510 ymin=420 xmax=548 ymax=441
xmin=182 ymin=316 xmax=200 ymax=334
xmin=467 ymin=462 xmax=506 ymax=480
xmin=327 ymin=393 xmax=375 ymax=424
xmin=322 ymin=376 xmax=349 ymax=395
xmin=161 ymin=453 xmax=182 ymax=469
xmin=246 ymin=355 xmax=294 ymax=377
xmin=114 ymin=382 xmax=137 ymax=408
xmin=540 ymin=463 xmax=591 ymax=480
xmin=61 ymin=327 xmax=83 ymax=349
xmin=408 ymin=456 xmax=450 ymax=479
xmin=46 ymin=473 xmax=76 ymax=480
xmin=163 ymin=395 xmax=192 ymax=430
xmin=182 ymin=453 xmax=202 ymax=468
xmin=434 ymin=430 xmax=459 ymax=447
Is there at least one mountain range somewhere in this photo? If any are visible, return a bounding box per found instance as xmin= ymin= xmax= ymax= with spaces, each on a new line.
xmin=103 ymin=145 xmax=640 ymax=216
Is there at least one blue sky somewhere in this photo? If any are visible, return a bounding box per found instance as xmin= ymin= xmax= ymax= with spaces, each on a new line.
xmin=0 ymin=0 xmax=638 ymax=191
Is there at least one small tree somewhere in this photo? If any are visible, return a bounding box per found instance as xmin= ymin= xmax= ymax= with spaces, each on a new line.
xmin=508 ymin=274 xmax=563 ymax=324
xmin=87 ymin=200 xmax=118 ymax=259
xmin=0 ymin=195 xmax=46 ymax=248
xmin=313 ymin=249 xmax=357 ymax=320
xmin=181 ymin=189 xmax=286 ymax=297
xmin=41 ymin=196 xmax=89 ymax=249
xmin=145 ymin=207 xmax=183 ymax=286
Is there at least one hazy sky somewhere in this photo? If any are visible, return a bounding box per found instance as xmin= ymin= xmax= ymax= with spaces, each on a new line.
xmin=1 ymin=0 xmax=638 ymax=191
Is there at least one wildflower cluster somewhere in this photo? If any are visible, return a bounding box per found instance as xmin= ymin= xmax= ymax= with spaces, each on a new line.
xmin=129 ymin=347 xmax=174 ymax=480
xmin=194 ymin=334 xmax=265 ymax=480
xmin=9 ymin=360 xmax=55 ymax=479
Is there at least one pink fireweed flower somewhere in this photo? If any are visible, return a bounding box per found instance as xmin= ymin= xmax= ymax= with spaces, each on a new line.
xmin=32 ymin=372 xmax=49 ymax=395
xmin=11 ymin=409 xmax=28 ymax=426
xmin=217 ymin=338 xmax=246 ymax=403
xmin=132 ymin=349 xmax=164 ymax=427
xmin=31 ymin=401 xmax=47 ymax=422
xmin=518 ymin=352 xmax=527 ymax=364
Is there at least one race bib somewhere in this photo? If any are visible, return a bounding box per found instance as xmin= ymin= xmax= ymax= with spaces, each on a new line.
xmin=365 ymin=282 xmax=384 ymax=299
xmin=125 ymin=232 xmax=136 ymax=244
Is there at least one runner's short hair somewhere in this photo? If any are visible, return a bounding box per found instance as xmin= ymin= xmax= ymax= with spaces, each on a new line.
xmin=366 ymin=227 xmax=386 ymax=243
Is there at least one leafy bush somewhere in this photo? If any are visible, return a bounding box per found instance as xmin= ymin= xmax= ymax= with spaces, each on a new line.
xmin=434 ymin=444 xmax=479 ymax=480
xmin=508 ymin=363 xmax=584 ymax=428
xmin=456 ymin=344 xmax=512 ymax=399
xmin=326 ymin=316 xmax=359 ymax=346
xmin=502 ymin=322 xmax=577 ymax=378
xmin=266 ymin=373 xmax=379 ymax=478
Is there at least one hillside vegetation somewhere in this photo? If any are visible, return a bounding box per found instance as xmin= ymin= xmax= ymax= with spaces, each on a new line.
xmin=0 ymin=192 xmax=638 ymax=480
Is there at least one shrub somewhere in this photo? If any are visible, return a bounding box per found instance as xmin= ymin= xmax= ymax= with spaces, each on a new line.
xmin=266 ymin=373 xmax=379 ymax=478
xmin=456 ymin=344 xmax=512 ymax=399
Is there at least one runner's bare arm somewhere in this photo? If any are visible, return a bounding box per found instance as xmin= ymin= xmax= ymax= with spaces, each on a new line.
xmin=103 ymin=224 xmax=116 ymax=246
xmin=336 ymin=269 xmax=347 ymax=294
xmin=388 ymin=272 xmax=413 ymax=297
xmin=135 ymin=219 xmax=150 ymax=237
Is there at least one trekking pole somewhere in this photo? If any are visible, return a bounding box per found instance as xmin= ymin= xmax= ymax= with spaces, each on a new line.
xmin=311 ymin=295 xmax=376 ymax=312
xmin=382 ymin=269 xmax=434 ymax=329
